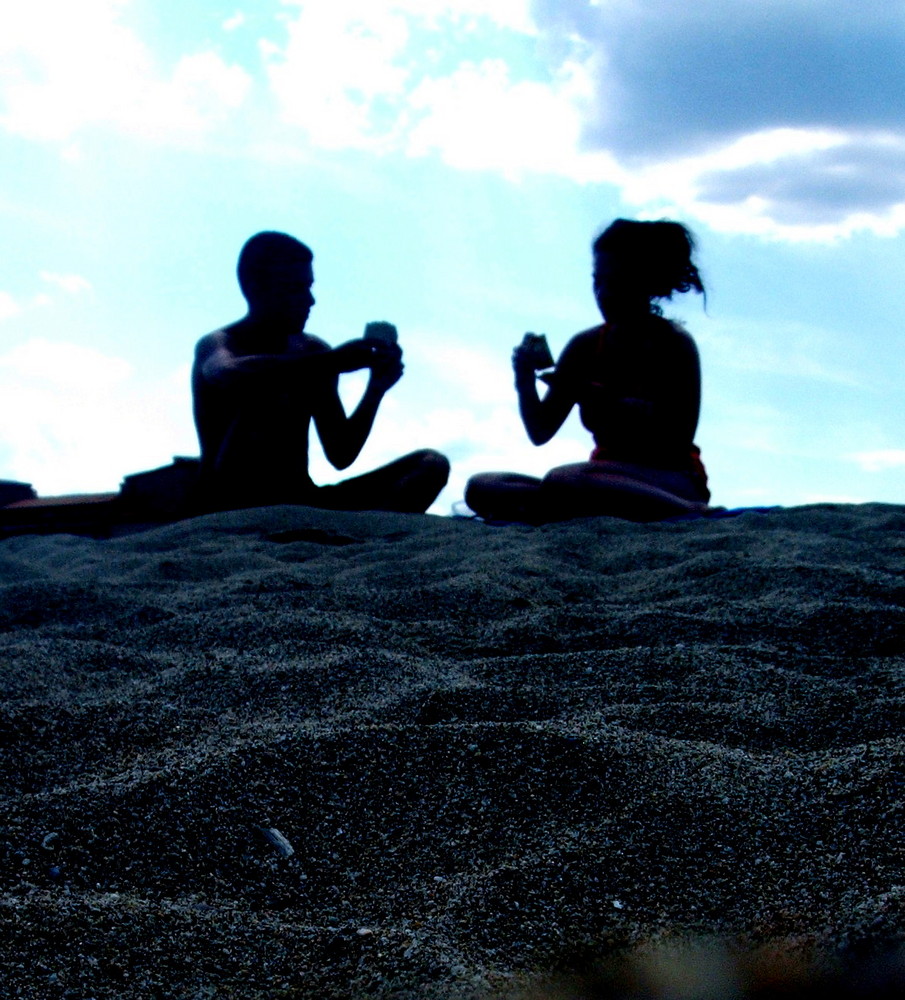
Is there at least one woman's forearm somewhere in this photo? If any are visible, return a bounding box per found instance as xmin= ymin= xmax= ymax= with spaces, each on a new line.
xmin=517 ymin=377 xmax=553 ymax=445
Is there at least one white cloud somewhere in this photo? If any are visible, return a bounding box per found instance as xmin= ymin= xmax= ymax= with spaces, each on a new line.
xmin=848 ymin=449 xmax=905 ymax=473
xmin=162 ymin=52 xmax=251 ymax=127
xmin=0 ymin=339 xmax=197 ymax=493
xmin=0 ymin=338 xmax=133 ymax=389
xmin=0 ymin=291 xmax=22 ymax=322
xmin=258 ymin=0 xmax=905 ymax=239
xmin=405 ymin=58 xmax=593 ymax=177
xmin=40 ymin=272 xmax=92 ymax=295
xmin=278 ymin=0 xmax=536 ymax=36
xmin=263 ymin=0 xmax=586 ymax=170
xmin=407 ymin=341 xmax=516 ymax=407
xmin=265 ymin=2 xmax=413 ymax=151
xmin=4 ymin=0 xmax=900 ymax=246
xmin=617 ymin=129 xmax=905 ymax=242
xmin=0 ymin=0 xmax=252 ymax=143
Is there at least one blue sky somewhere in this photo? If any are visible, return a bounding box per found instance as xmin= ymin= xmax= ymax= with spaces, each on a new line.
xmin=1 ymin=0 xmax=904 ymax=513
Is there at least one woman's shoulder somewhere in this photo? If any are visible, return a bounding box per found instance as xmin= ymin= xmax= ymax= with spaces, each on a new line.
xmin=541 ymin=327 xmax=603 ymax=391
xmin=554 ymin=326 xmax=605 ymax=372
xmin=573 ymin=323 xmax=606 ymax=340
xmin=660 ymin=315 xmax=692 ymax=335
xmin=649 ymin=315 xmax=698 ymax=352
xmin=562 ymin=325 xmax=605 ymax=354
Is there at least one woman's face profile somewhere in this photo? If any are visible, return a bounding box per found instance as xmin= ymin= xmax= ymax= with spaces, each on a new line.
xmin=592 ymin=250 xmax=613 ymax=311
xmin=593 ymin=249 xmax=649 ymax=320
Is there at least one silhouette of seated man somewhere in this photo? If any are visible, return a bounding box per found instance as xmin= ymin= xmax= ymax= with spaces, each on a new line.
xmin=192 ymin=231 xmax=449 ymax=513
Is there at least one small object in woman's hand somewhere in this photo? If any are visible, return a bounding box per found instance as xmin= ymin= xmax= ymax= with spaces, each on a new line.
xmin=364 ymin=321 xmax=398 ymax=345
xmin=521 ymin=332 xmax=554 ymax=370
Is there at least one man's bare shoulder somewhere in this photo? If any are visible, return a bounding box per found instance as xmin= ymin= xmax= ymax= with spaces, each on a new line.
xmin=194 ymin=327 xmax=230 ymax=360
xmin=288 ymin=332 xmax=331 ymax=355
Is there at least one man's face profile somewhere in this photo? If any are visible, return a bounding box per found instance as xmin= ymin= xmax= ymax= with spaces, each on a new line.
xmin=251 ymin=260 xmax=315 ymax=328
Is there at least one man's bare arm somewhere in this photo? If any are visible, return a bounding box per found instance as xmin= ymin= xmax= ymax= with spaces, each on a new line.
xmin=194 ymin=331 xmax=377 ymax=390
xmin=313 ymin=340 xmax=404 ymax=470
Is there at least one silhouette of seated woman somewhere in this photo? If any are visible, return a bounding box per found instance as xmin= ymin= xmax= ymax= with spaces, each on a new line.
xmin=465 ymin=219 xmax=711 ymax=523
xmin=192 ymin=231 xmax=449 ymax=513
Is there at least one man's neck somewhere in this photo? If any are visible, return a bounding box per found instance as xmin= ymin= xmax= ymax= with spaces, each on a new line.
xmin=231 ymin=314 xmax=300 ymax=353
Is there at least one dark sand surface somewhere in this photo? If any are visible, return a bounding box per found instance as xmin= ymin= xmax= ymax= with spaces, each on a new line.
xmin=1 ymin=503 xmax=904 ymax=998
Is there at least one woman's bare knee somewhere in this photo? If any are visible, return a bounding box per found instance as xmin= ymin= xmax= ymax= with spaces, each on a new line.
xmin=542 ymin=463 xmax=590 ymax=487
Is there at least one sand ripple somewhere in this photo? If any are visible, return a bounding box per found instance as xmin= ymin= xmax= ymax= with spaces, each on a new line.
xmin=1 ymin=504 xmax=904 ymax=997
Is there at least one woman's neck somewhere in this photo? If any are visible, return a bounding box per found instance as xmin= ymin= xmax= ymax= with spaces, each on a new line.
xmin=600 ymin=298 xmax=654 ymax=324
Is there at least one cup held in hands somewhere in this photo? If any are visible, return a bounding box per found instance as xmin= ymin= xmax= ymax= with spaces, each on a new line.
xmin=521 ymin=332 xmax=554 ymax=371
xmin=364 ymin=321 xmax=399 ymax=345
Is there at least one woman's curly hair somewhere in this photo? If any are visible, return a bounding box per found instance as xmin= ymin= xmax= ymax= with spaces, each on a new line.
xmin=593 ymin=219 xmax=704 ymax=310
